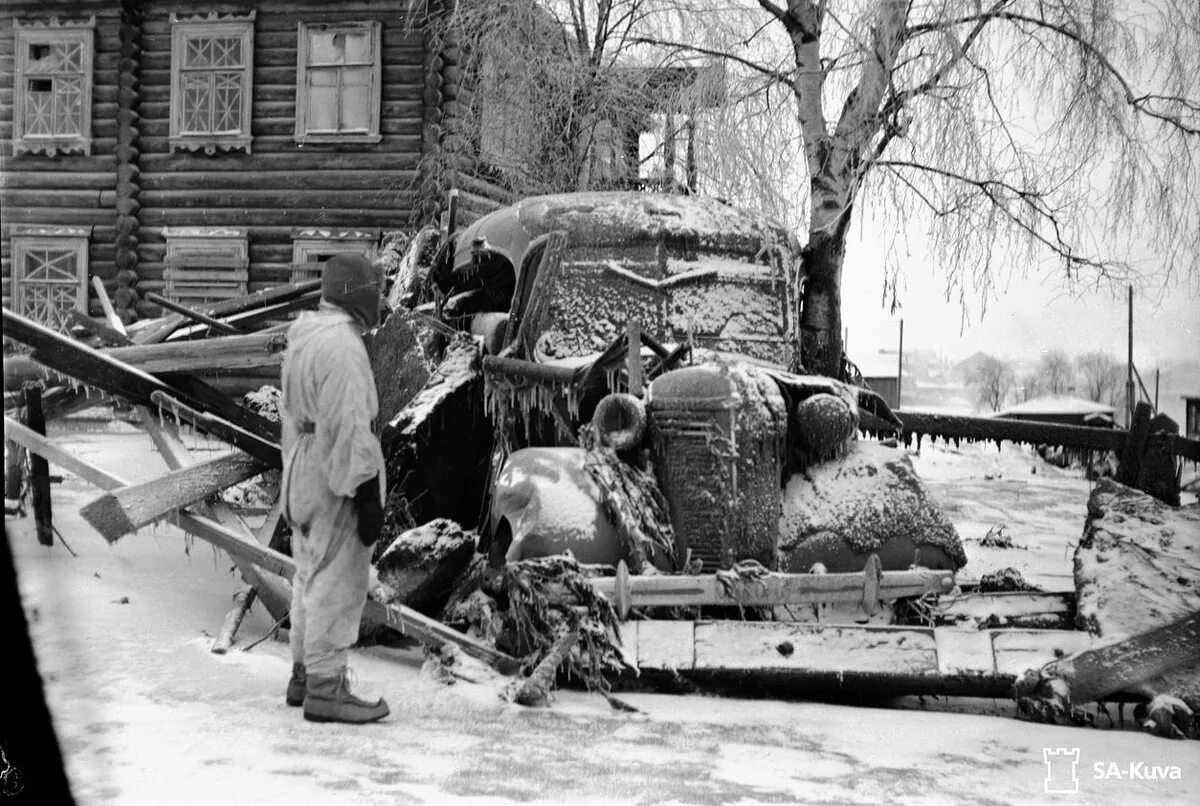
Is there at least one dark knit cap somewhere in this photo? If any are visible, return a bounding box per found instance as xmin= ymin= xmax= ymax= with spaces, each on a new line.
xmin=322 ymin=252 xmax=382 ymax=327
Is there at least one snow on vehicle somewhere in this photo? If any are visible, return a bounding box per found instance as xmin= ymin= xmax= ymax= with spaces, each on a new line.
xmin=383 ymin=191 xmax=965 ymax=578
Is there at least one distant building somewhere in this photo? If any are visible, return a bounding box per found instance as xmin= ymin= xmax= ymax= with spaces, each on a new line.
xmin=853 ymin=350 xmax=903 ymax=409
xmin=995 ymin=395 xmax=1116 ymax=428
xmin=1184 ymin=395 xmax=1200 ymax=440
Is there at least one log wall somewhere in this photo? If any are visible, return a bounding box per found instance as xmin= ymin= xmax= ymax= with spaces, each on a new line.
xmin=0 ymin=0 xmax=437 ymax=320
xmin=1 ymin=0 xmax=520 ymax=324
xmin=135 ymin=0 xmax=428 ymax=296
xmin=0 ymin=1 xmax=124 ymax=312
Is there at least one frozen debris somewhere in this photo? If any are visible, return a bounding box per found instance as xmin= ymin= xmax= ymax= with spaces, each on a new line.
xmin=1074 ymin=478 xmax=1200 ymax=706
xmin=978 ymin=568 xmax=1039 ymax=592
xmin=374 ymin=519 xmax=477 ymax=616
xmin=977 ymin=525 xmax=1020 ymax=549
xmin=241 ymin=385 xmax=281 ymax=422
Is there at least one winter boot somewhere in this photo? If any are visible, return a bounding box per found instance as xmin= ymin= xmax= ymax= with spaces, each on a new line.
xmin=285 ymin=662 xmax=306 ymax=707
xmin=303 ymin=670 xmax=389 ymax=724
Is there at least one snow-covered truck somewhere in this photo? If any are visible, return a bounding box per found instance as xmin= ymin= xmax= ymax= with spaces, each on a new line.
xmin=381 ymin=191 xmax=965 ymax=578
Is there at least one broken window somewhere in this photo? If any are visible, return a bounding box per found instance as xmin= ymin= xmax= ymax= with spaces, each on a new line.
xmin=12 ymin=18 xmax=95 ymax=156
xmin=169 ymin=12 xmax=255 ymax=154
xmin=294 ymin=21 xmax=381 ymax=144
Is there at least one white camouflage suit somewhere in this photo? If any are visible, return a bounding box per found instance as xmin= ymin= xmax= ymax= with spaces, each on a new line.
xmin=280 ymin=303 xmax=386 ymax=678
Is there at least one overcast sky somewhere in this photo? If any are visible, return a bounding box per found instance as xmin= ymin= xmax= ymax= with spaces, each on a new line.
xmin=838 ymin=231 xmax=1199 ymax=370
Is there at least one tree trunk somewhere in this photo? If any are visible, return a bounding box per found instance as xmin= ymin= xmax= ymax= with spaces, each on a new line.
xmin=799 ymin=225 xmax=848 ymax=379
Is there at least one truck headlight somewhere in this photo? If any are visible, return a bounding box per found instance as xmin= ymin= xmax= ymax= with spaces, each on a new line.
xmin=591 ymin=393 xmax=647 ymax=450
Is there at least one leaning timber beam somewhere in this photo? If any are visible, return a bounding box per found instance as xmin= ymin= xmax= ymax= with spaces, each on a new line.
xmin=144 ymin=292 xmax=243 ymax=336
xmin=3 ymin=418 xmax=290 ymax=622
xmin=137 ymin=280 xmax=322 ymax=344
xmin=624 ymin=619 xmax=1097 ymax=698
xmin=141 ymin=413 xmax=291 ymax=623
xmin=65 ymin=310 xmax=133 ymax=347
xmin=80 ymin=452 xmax=267 ymax=542
xmin=1015 ymin=610 xmax=1200 ymax=723
xmin=102 ymin=332 xmax=287 ymax=376
xmin=589 ymin=561 xmax=955 ymax=618
xmin=5 ymin=417 xmax=127 ymax=491
xmin=1 ymin=309 xmax=280 ymax=465
xmin=168 ymin=291 xmax=320 ymax=340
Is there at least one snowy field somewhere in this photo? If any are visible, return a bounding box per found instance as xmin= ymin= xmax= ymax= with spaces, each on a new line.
xmin=5 ymin=419 xmax=1199 ymax=805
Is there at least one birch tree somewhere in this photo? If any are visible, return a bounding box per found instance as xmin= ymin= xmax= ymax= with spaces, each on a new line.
xmin=654 ymin=0 xmax=1200 ymax=376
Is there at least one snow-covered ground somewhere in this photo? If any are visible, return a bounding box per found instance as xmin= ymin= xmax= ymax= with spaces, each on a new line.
xmin=6 ymin=420 xmax=1199 ymax=805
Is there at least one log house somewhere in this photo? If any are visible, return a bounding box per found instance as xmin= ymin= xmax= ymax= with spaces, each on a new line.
xmin=1 ymin=0 xmax=512 ymax=329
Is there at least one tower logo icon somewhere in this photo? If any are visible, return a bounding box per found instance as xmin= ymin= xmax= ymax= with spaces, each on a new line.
xmin=1044 ymin=747 xmax=1081 ymax=794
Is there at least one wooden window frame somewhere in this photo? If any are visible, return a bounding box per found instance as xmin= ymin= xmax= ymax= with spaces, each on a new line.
xmin=12 ymin=17 xmax=95 ymax=157
xmin=290 ymin=228 xmax=379 ymax=283
xmin=294 ymin=20 xmax=382 ymax=145
xmin=11 ymin=226 xmax=90 ymax=329
xmin=162 ymin=227 xmax=249 ymax=306
xmin=169 ymin=12 xmax=256 ymax=155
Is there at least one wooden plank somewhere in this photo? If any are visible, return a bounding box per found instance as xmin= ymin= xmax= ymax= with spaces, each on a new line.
xmin=137 ymin=279 xmax=320 ymax=344
xmin=589 ymin=567 xmax=954 ymax=609
xmin=80 ymin=452 xmax=267 ymax=542
xmin=141 ymin=413 xmax=292 ymax=624
xmin=4 ymin=417 xmax=124 ymax=492
xmin=695 ymin=621 xmax=939 ymax=675
xmin=934 ymin=591 xmax=1074 ymax=629
xmin=1 ymin=308 xmax=281 ymax=465
xmin=629 ymin=618 xmax=1100 ymax=696
xmin=101 ymin=333 xmax=287 ymax=375
xmin=1017 ymin=611 xmax=1200 ymax=703
xmin=635 ymin=619 xmax=695 ymax=671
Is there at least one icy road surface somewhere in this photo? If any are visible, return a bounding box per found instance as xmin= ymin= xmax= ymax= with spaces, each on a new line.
xmin=6 ymin=421 xmax=1199 ymax=805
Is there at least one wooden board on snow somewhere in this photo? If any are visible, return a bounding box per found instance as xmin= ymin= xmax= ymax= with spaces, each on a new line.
xmin=621 ymin=619 xmax=1096 ymax=697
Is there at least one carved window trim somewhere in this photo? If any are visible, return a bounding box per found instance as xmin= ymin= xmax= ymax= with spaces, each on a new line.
xmin=12 ymin=18 xmax=95 ymax=157
xmin=294 ymin=21 xmax=382 ymax=145
xmin=290 ymin=228 xmax=378 ymax=283
xmin=11 ymin=226 xmax=91 ymax=329
xmin=169 ymin=12 xmax=256 ymax=155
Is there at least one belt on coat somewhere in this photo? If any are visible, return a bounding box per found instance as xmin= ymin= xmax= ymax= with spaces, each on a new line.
xmin=297 ymin=421 xmax=315 ymax=434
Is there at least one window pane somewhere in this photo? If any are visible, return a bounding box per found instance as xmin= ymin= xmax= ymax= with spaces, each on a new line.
xmin=343 ymin=31 xmax=371 ymax=64
xmin=307 ymin=30 xmax=343 ymax=65
xmin=182 ymin=73 xmax=213 ymax=132
xmin=307 ymin=78 xmax=337 ymax=130
xmin=211 ymin=38 xmax=242 ymax=68
xmin=341 ymin=81 xmax=370 ymax=130
xmin=24 ymin=84 xmax=53 ymax=136
xmin=185 ymin=38 xmax=213 ymax=68
xmin=212 ymin=73 xmax=242 ymax=132
xmin=54 ymin=76 xmax=83 ymax=136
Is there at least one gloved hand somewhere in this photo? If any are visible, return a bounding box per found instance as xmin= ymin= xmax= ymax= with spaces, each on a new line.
xmin=353 ymin=475 xmax=384 ymax=547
